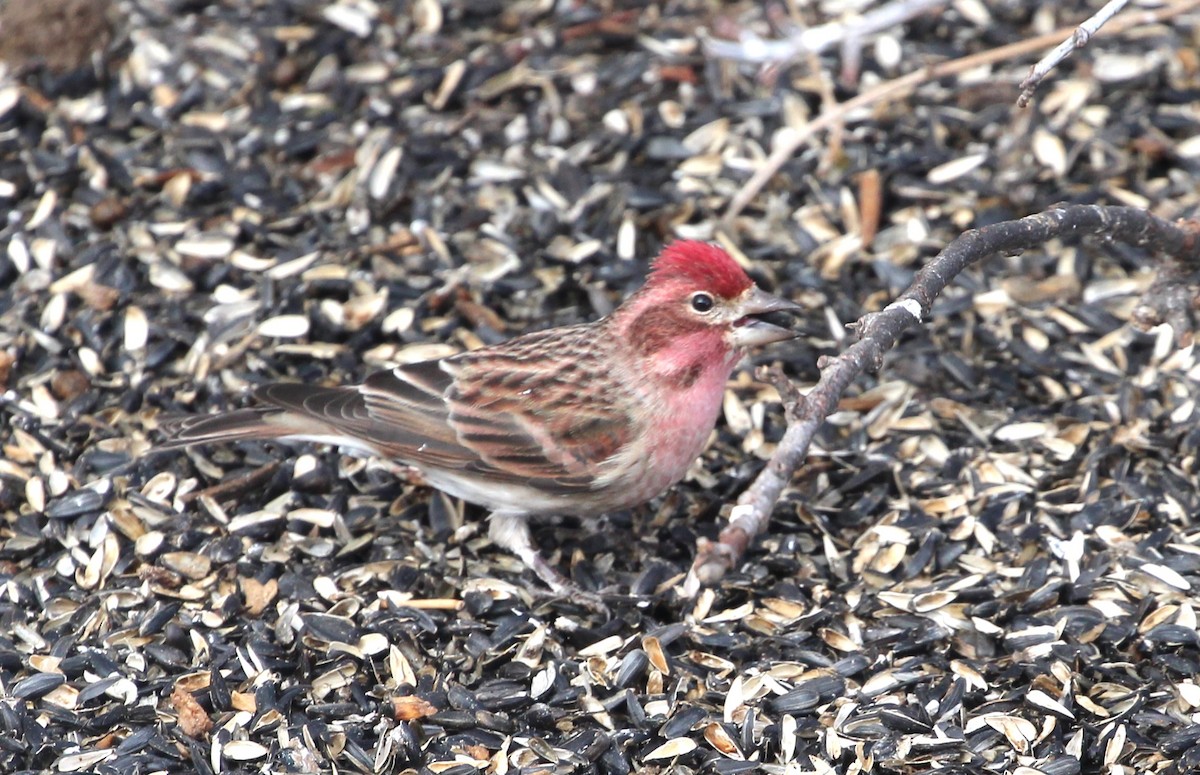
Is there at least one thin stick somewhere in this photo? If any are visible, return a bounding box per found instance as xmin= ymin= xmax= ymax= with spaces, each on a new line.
xmin=702 ymin=0 xmax=944 ymax=63
xmin=179 ymin=461 xmax=281 ymax=504
xmin=723 ymin=0 xmax=1200 ymax=221
xmin=386 ymin=597 xmax=464 ymax=611
xmin=1018 ymin=0 xmax=1130 ymax=107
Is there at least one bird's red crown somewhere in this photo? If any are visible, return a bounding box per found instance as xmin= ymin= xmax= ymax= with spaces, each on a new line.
xmin=649 ymin=241 xmax=753 ymax=299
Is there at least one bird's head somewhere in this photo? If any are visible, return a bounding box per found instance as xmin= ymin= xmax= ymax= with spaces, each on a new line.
xmin=616 ymin=241 xmax=802 ymax=384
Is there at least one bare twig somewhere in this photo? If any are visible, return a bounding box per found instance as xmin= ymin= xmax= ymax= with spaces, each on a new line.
xmin=683 ymin=206 xmax=1200 ymax=594
xmin=1018 ymin=0 xmax=1130 ymax=107
xmin=702 ymin=0 xmax=944 ymax=64
xmin=721 ymin=0 xmax=1200 ymax=221
xmin=178 ymin=460 xmax=282 ymax=504
xmin=755 ymin=364 xmax=804 ymax=422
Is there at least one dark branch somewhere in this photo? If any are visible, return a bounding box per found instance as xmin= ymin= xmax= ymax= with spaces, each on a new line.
xmin=685 ymin=205 xmax=1200 ymax=592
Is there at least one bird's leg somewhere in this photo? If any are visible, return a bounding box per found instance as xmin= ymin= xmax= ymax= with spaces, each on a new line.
xmin=487 ymin=512 xmax=607 ymax=611
xmin=488 ymin=511 xmax=572 ymax=591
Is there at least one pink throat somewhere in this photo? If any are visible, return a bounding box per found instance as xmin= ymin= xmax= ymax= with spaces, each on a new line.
xmin=652 ymin=328 xmax=738 ymax=389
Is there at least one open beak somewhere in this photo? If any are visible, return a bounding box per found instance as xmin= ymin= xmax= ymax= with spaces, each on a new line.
xmin=730 ymin=285 xmax=804 ymax=347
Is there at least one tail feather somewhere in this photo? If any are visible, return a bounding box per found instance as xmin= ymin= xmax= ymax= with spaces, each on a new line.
xmin=156 ymin=408 xmax=292 ymax=450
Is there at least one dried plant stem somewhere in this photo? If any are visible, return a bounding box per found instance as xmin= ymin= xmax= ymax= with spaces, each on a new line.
xmin=178 ymin=461 xmax=281 ymax=504
xmin=1018 ymin=0 xmax=1130 ymax=107
xmin=685 ymin=206 xmax=1200 ymax=593
xmin=723 ymin=0 xmax=1200 ymax=221
xmin=702 ymin=0 xmax=944 ymax=63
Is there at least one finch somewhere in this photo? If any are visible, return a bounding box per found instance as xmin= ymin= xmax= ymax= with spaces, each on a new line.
xmin=160 ymin=241 xmax=801 ymax=596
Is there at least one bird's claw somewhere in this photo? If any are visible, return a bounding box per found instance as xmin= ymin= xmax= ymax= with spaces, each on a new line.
xmin=533 ymin=583 xmax=610 ymax=617
xmin=527 ymin=557 xmax=611 ymax=616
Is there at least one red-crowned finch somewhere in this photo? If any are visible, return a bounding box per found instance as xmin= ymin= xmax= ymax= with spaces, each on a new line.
xmin=160 ymin=241 xmax=801 ymax=596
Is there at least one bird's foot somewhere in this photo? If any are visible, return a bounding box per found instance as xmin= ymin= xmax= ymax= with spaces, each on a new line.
xmin=488 ymin=511 xmax=610 ymax=616
xmin=528 ymin=554 xmax=610 ymax=616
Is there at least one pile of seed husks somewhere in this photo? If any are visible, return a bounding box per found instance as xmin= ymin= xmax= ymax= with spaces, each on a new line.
xmin=2 ymin=1 xmax=1200 ymax=773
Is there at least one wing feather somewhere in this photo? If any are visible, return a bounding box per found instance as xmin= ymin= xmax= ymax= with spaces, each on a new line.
xmin=165 ymin=325 xmax=637 ymax=497
xmin=441 ymin=329 xmax=634 ymax=491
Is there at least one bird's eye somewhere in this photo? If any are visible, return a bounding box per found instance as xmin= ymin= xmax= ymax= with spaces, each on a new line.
xmin=690 ymin=292 xmax=715 ymax=313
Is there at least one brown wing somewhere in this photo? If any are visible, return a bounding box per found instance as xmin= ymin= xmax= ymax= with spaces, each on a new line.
xmin=438 ymin=328 xmax=634 ymax=492
xmin=252 ymin=326 xmax=635 ymax=495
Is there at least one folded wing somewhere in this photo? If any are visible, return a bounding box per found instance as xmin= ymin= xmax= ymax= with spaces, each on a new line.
xmin=160 ymin=337 xmax=635 ymax=497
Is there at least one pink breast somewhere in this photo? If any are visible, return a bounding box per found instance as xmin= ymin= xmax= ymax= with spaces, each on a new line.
xmin=608 ymin=356 xmax=733 ymax=508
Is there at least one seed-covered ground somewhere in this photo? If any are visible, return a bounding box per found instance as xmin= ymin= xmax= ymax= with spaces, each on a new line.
xmin=2 ymin=1 xmax=1200 ymax=773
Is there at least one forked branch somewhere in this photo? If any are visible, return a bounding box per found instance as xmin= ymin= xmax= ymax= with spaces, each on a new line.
xmin=685 ymin=205 xmax=1200 ymax=593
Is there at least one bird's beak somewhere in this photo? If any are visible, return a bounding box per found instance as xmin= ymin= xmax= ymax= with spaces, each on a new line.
xmin=730 ymin=285 xmax=804 ymax=347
